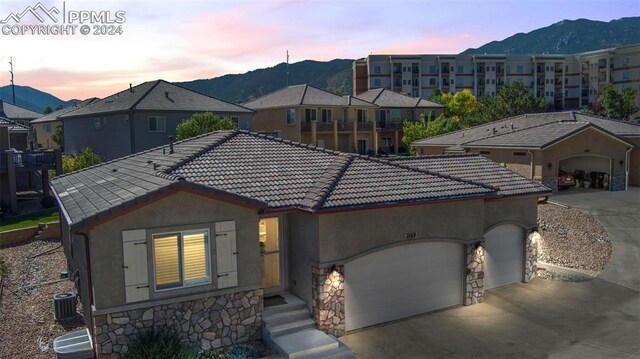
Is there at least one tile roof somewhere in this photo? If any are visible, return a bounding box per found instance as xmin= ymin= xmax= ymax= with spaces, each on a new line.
xmin=414 ymin=112 xmax=640 ymax=149
xmin=60 ymin=80 xmax=252 ymax=118
xmin=390 ymin=154 xmax=551 ymax=197
xmin=51 ymin=131 xmax=549 ymax=229
xmin=243 ymin=84 xmax=376 ymax=110
xmin=0 ymin=100 xmax=42 ymax=120
xmin=30 ymin=98 xmax=100 ymax=124
xmin=356 ymin=88 xmax=443 ymax=108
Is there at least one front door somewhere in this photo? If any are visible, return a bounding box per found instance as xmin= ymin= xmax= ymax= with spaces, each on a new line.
xmin=259 ymin=217 xmax=282 ymax=293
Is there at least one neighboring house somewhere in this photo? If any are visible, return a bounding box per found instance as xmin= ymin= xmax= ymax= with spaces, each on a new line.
xmin=0 ymin=99 xmax=42 ymax=126
xmin=354 ymin=44 xmax=640 ymax=111
xmin=413 ymin=111 xmax=640 ymax=191
xmin=30 ymin=98 xmax=100 ymax=149
xmin=58 ymin=80 xmax=254 ymax=160
xmin=356 ymin=88 xmax=444 ymax=154
xmin=244 ymin=84 xmax=378 ymax=154
xmin=51 ymin=130 xmax=550 ymax=358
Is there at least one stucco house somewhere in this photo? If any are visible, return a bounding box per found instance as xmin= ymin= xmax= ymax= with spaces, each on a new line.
xmin=356 ymin=88 xmax=444 ymax=154
xmin=413 ymin=112 xmax=640 ymax=191
xmin=30 ymin=98 xmax=100 ymax=150
xmin=58 ymin=80 xmax=254 ymax=160
xmin=51 ymin=130 xmax=550 ymax=358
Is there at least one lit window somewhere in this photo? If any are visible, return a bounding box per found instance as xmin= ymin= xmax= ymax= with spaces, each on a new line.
xmin=286 ymin=109 xmax=296 ymax=125
xmin=357 ymin=109 xmax=368 ymax=123
xmin=153 ymin=229 xmax=210 ymax=290
xmin=148 ymin=116 xmax=166 ymax=133
xmin=305 ymin=109 xmax=317 ymax=122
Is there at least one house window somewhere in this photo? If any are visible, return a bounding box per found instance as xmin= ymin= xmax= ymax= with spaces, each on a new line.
xmin=623 ymin=71 xmax=630 ymax=80
xmin=429 ymin=65 xmax=437 ymax=73
xmin=513 ymin=151 xmax=527 ymax=157
xmin=479 ymin=150 xmax=490 ymax=155
xmin=230 ymin=116 xmax=239 ymax=127
xmin=374 ymin=79 xmax=381 ymax=87
xmin=517 ymin=65 xmax=523 ymax=74
xmin=44 ymin=123 xmax=52 ymax=132
xmin=390 ymin=109 xmax=401 ymax=122
xmin=286 ymin=109 xmax=296 ymax=125
xmin=305 ymin=109 xmax=317 ymax=122
xmin=357 ymin=109 xmax=368 ymax=123
xmin=321 ymin=109 xmax=332 ymax=123
xmin=429 ymin=78 xmax=436 ymax=85
xmin=374 ymin=66 xmax=381 ymax=74
xmin=457 ymin=66 xmax=464 ymax=73
xmin=382 ymin=137 xmax=393 ymax=147
xmin=153 ymin=229 xmax=210 ymax=290
xmin=457 ymin=78 xmax=464 ymax=86
xmin=148 ymin=116 xmax=166 ymax=133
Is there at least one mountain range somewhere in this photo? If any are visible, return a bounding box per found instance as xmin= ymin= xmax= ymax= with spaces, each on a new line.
xmin=3 ymin=17 xmax=638 ymax=113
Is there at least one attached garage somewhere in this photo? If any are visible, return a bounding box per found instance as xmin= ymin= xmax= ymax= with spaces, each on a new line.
xmin=344 ymin=242 xmax=463 ymax=331
xmin=484 ymin=224 xmax=524 ymax=290
xmin=558 ymin=155 xmax=612 ymax=190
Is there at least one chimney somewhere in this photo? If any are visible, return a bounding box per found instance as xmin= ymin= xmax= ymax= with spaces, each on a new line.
xmin=168 ymin=136 xmax=174 ymax=154
xmin=129 ymin=83 xmax=133 ymax=93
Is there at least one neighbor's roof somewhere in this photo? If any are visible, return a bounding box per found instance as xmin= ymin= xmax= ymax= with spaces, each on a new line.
xmin=390 ymin=154 xmax=550 ymax=197
xmin=0 ymin=116 xmax=29 ymax=132
xmin=59 ymin=80 xmax=253 ymax=118
xmin=243 ymin=84 xmax=376 ymax=110
xmin=0 ymin=101 xmax=42 ymax=120
xmin=30 ymin=98 xmax=100 ymax=124
xmin=356 ymin=88 xmax=443 ymax=109
xmin=51 ymin=131 xmax=549 ymax=229
xmin=414 ymin=112 xmax=640 ymax=149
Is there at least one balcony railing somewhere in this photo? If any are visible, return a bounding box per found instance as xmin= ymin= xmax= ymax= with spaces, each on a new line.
xmin=377 ymin=121 xmax=404 ymax=130
xmin=301 ymin=121 xmax=373 ymax=132
xmin=357 ymin=122 xmax=373 ymax=131
xmin=0 ymin=150 xmax=59 ymax=173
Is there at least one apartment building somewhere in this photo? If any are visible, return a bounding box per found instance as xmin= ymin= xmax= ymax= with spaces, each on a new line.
xmin=353 ymin=44 xmax=640 ymax=111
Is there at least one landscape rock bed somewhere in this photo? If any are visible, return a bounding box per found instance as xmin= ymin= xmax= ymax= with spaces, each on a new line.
xmin=0 ymin=239 xmax=84 ymax=359
xmin=537 ymin=203 xmax=611 ymax=272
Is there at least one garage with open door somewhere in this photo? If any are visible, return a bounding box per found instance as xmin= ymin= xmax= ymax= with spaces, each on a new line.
xmin=344 ymin=242 xmax=463 ymax=331
xmin=484 ymin=224 xmax=524 ymax=290
xmin=558 ymin=155 xmax=612 ymax=190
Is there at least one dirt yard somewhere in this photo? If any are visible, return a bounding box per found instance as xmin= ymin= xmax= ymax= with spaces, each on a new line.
xmin=0 ymin=239 xmax=84 ymax=359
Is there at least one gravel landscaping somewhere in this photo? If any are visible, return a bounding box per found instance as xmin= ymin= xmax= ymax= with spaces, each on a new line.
xmin=0 ymin=239 xmax=84 ymax=359
xmin=537 ymin=202 xmax=611 ymax=272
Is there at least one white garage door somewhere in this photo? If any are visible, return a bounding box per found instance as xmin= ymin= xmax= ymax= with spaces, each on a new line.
xmin=484 ymin=224 xmax=524 ymax=290
xmin=344 ymin=242 xmax=463 ymax=331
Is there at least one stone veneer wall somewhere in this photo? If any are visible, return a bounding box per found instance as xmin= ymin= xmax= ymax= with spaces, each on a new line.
xmin=524 ymin=231 xmax=540 ymax=282
xmin=311 ymin=265 xmax=345 ymax=337
xmin=464 ymin=243 xmax=485 ymax=305
xmin=93 ymin=289 xmax=263 ymax=358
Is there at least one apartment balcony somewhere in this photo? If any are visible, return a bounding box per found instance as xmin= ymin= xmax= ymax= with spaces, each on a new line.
xmin=0 ymin=150 xmax=60 ymax=174
xmin=357 ymin=122 xmax=373 ymax=131
xmin=377 ymin=120 xmax=404 ymax=130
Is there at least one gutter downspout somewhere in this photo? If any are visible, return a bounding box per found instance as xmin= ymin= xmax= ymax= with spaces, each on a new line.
xmin=625 ymin=146 xmax=632 ymax=190
xmin=527 ymin=150 xmax=534 ymax=180
xmin=77 ymin=232 xmax=95 ymax=335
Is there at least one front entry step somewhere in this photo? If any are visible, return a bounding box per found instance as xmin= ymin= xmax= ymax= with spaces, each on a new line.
xmin=271 ymin=329 xmax=338 ymax=358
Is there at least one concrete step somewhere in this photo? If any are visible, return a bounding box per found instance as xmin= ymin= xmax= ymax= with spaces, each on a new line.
xmin=272 ymin=329 xmax=339 ymax=359
xmin=263 ymin=308 xmax=310 ymax=327
xmin=264 ymin=294 xmax=308 ymax=316
xmin=298 ymin=341 xmax=354 ymax=359
xmin=267 ymin=318 xmax=317 ymax=339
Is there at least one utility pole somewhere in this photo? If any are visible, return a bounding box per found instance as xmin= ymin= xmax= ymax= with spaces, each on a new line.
xmin=286 ymin=50 xmax=290 ymax=87
xmin=9 ymin=57 xmax=15 ymax=104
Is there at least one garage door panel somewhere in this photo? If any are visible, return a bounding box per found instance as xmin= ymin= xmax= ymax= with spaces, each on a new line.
xmin=345 ymin=242 xmax=463 ymax=331
xmin=485 ymin=224 xmax=524 ymax=290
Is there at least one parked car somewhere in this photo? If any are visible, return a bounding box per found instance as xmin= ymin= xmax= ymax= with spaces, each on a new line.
xmin=558 ymin=171 xmax=576 ymax=189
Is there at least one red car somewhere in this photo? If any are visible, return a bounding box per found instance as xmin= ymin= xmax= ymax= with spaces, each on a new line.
xmin=558 ymin=172 xmax=576 ymax=189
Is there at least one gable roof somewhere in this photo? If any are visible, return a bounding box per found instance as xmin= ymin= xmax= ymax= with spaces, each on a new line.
xmin=51 ymin=131 xmax=549 ymax=230
xmin=414 ymin=112 xmax=640 ymax=149
xmin=0 ymin=100 xmax=42 ymax=120
xmin=59 ymin=80 xmax=252 ymax=119
xmin=0 ymin=116 xmax=29 ymax=132
xmin=30 ymin=98 xmax=100 ymax=124
xmin=243 ymin=84 xmax=376 ymax=110
xmin=356 ymin=88 xmax=443 ymax=109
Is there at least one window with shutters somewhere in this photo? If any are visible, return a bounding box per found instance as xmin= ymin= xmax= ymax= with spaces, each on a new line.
xmin=153 ymin=229 xmax=210 ymax=290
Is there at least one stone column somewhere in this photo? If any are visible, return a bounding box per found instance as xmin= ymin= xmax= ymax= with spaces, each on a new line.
xmin=311 ymin=266 xmax=345 ymax=337
xmin=464 ymin=242 xmax=485 ymax=305
xmin=524 ymin=231 xmax=540 ymax=282
xmin=311 ymin=120 xmax=317 ymax=146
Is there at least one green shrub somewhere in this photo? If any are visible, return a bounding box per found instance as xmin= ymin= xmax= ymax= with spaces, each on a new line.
xmin=176 ymin=112 xmax=237 ymax=141
xmin=126 ymin=328 xmax=199 ymax=359
xmin=62 ymin=147 xmax=103 ymax=173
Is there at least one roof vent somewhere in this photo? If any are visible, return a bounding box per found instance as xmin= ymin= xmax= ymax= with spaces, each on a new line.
xmin=129 ymin=83 xmax=133 ymax=93
xmin=168 ymin=136 xmax=175 ymax=154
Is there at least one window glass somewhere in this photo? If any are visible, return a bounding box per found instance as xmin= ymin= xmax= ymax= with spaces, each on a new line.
xmin=305 ymin=109 xmax=317 ymax=122
xmin=357 ymin=109 xmax=368 ymax=123
xmin=390 ymin=109 xmax=401 ymax=121
xmin=286 ymin=109 xmax=296 ymax=125
xmin=148 ymin=116 xmax=166 ymax=133
xmin=153 ymin=229 xmax=209 ymax=290
xmin=182 ymin=231 xmax=209 ymax=284
xmin=321 ymin=109 xmax=332 ymax=123
xmin=154 ymin=234 xmax=181 ymax=288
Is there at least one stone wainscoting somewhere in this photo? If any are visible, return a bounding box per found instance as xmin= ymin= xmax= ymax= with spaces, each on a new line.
xmin=311 ymin=265 xmax=345 ymax=337
xmin=464 ymin=243 xmax=485 ymax=305
xmin=93 ymin=289 xmax=263 ymax=358
xmin=524 ymin=231 xmax=540 ymax=282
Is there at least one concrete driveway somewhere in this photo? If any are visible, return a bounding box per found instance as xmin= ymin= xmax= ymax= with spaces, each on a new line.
xmin=340 ymin=188 xmax=640 ymax=358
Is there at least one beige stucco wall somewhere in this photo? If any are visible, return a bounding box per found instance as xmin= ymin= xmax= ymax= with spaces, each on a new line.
xmin=484 ymin=197 xmax=538 ymax=231
xmin=627 ymin=137 xmax=640 ymax=187
xmin=468 ymin=148 xmax=543 ymax=180
xmin=287 ymin=212 xmax=320 ymax=310
xmin=88 ymin=190 xmax=261 ymax=310
xmin=32 ymin=121 xmax=61 ymax=149
xmin=418 ymin=146 xmax=447 ymax=155
xmin=251 ymin=108 xmax=302 ymax=142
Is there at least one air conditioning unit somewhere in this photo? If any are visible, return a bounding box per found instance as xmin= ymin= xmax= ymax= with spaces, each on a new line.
xmin=53 ymin=292 xmax=77 ymax=321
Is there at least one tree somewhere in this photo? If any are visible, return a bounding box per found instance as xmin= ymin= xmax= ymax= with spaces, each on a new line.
xmin=426 ymin=115 xmax=462 ymax=137
xmin=432 ymin=89 xmax=478 ymax=125
xmin=62 ymin=147 xmax=102 ymax=173
xmin=402 ymin=114 xmax=430 ymax=156
xmin=52 ymin=125 xmax=64 ymax=148
xmin=472 ymin=82 xmax=549 ymax=125
xmin=175 ymin=112 xmax=237 ymax=141
xmin=43 ymin=106 xmax=53 ymax=114
xmin=596 ymin=84 xmax=639 ymax=120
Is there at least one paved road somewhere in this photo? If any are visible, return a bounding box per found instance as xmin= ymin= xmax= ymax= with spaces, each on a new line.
xmin=340 ymin=188 xmax=640 ymax=358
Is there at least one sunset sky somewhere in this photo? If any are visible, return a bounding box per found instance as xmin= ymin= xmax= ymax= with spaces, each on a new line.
xmin=0 ymin=0 xmax=638 ymax=100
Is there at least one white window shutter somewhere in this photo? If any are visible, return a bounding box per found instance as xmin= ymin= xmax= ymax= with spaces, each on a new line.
xmin=122 ymin=229 xmax=149 ymax=303
xmin=215 ymin=221 xmax=238 ymax=288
